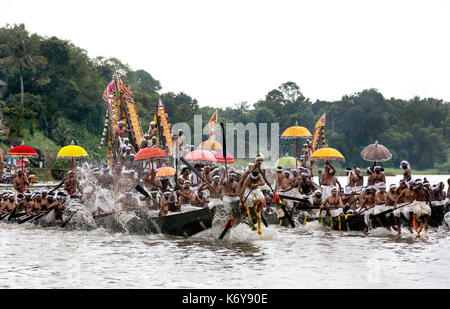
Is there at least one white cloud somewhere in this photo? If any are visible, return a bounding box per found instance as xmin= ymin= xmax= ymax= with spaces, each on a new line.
xmin=1 ymin=0 xmax=449 ymax=107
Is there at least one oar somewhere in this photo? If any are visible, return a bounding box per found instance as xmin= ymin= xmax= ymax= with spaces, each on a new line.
xmin=18 ymin=213 xmax=43 ymax=224
xmin=135 ymin=184 xmax=163 ymax=209
xmin=49 ymin=177 xmax=67 ymax=194
xmin=0 ymin=213 xmax=10 ymax=221
xmin=346 ymin=201 xmax=414 ymax=223
xmin=372 ymin=201 xmax=414 ymax=218
xmin=278 ymin=194 xmax=311 ymax=202
xmin=218 ymin=189 xmax=253 ymax=241
xmin=256 ymin=165 xmax=295 ymax=228
xmin=220 ymin=122 xmax=229 ymax=185
xmin=60 ymin=212 xmax=76 ymax=228
xmin=7 ymin=206 xmax=18 ymax=222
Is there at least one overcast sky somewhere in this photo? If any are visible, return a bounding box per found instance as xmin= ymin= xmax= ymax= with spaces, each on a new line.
xmin=1 ymin=0 xmax=450 ymax=107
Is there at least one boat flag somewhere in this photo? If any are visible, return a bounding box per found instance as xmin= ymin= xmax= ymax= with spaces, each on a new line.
xmin=208 ymin=110 xmax=217 ymax=138
xmin=315 ymin=113 xmax=326 ymax=129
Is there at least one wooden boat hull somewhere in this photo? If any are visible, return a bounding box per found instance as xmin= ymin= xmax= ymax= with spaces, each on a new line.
xmin=296 ymin=203 xmax=446 ymax=231
xmin=95 ymin=206 xmax=217 ymax=237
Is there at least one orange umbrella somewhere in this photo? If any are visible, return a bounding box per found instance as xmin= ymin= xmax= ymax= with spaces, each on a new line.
xmin=155 ymin=167 xmax=176 ymax=179
xmin=198 ymin=139 xmax=222 ymax=151
xmin=281 ymin=121 xmax=312 ymax=168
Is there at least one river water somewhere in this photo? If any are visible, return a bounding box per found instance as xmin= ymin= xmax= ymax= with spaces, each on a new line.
xmin=0 ymin=175 xmax=449 ymax=289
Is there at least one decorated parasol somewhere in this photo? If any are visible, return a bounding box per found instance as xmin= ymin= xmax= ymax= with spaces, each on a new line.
xmin=214 ymin=152 xmax=235 ymax=164
xmin=57 ymin=144 xmax=88 ymax=195
xmin=310 ymin=147 xmax=345 ymax=162
xmin=281 ymin=121 xmax=312 ymax=168
xmin=275 ymin=156 xmax=300 ymax=168
xmin=8 ymin=145 xmax=39 ymax=194
xmin=310 ymin=147 xmax=345 ymax=182
xmin=134 ymin=147 xmax=169 ymax=161
xmin=197 ymin=139 xmax=222 ymax=151
xmin=155 ymin=166 xmax=176 ymax=180
xmin=185 ymin=150 xmax=217 ymax=165
xmin=360 ymin=140 xmax=392 ymax=164
xmin=134 ymin=147 xmax=170 ymax=180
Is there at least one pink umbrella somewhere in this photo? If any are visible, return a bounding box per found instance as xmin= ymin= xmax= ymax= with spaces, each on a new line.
xmin=185 ymin=150 xmax=217 ymax=164
xmin=214 ymin=152 xmax=235 ymax=164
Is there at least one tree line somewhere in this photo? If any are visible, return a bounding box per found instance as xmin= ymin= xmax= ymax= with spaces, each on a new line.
xmin=0 ymin=24 xmax=449 ymax=171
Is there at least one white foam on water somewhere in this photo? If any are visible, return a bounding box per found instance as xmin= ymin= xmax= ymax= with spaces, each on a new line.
xmin=444 ymin=212 xmax=450 ymax=228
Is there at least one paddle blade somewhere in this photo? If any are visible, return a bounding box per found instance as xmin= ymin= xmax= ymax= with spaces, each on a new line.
xmin=279 ymin=204 xmax=295 ymax=228
xmin=135 ymin=185 xmax=150 ymax=197
xmin=220 ymin=123 xmax=227 ymax=155
xmin=219 ymin=219 xmax=232 ymax=241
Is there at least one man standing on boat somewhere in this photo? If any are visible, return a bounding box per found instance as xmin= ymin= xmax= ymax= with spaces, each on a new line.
xmin=172 ymin=129 xmax=186 ymax=157
xmin=148 ymin=121 xmax=158 ymax=139
xmin=221 ymin=171 xmax=240 ymax=206
xmin=239 ymin=170 xmax=265 ymax=229
xmin=320 ymin=160 xmax=342 ymax=200
xmin=366 ymin=167 xmax=375 ymax=186
xmin=400 ymin=160 xmax=412 ymax=184
xmin=372 ymin=166 xmax=386 ymax=185
xmin=13 ymin=170 xmax=29 ymax=193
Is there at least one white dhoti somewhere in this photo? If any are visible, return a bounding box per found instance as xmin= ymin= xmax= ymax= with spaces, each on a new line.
xmin=321 ymin=186 xmax=335 ymax=201
xmin=373 ymin=205 xmax=386 ymax=215
xmin=444 ymin=198 xmax=450 ymax=207
xmin=329 ymin=208 xmax=344 ymax=217
xmin=364 ymin=207 xmax=375 ymax=226
xmin=181 ymin=204 xmax=201 ymax=213
xmin=393 ymin=202 xmax=413 ymax=220
xmin=351 ymin=186 xmax=363 ymax=194
xmin=278 ymin=189 xmax=295 ymax=207
xmin=412 ymin=201 xmax=431 ymax=217
xmin=244 ymin=188 xmax=265 ymax=208
xmin=222 ymin=195 xmax=239 ymax=213
xmin=431 ymin=199 xmax=448 ymax=207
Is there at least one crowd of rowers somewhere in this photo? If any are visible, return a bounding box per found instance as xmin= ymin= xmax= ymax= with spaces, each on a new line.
xmin=3 ymin=147 xmax=449 ymax=234
xmin=279 ymin=160 xmax=449 ymax=235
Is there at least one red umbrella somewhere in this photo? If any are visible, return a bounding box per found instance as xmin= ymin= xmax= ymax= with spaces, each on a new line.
xmin=134 ymin=147 xmax=170 ymax=180
xmin=8 ymin=145 xmax=39 ymax=194
xmin=134 ymin=147 xmax=169 ymax=161
xmin=185 ymin=150 xmax=217 ymax=164
xmin=214 ymin=152 xmax=235 ymax=164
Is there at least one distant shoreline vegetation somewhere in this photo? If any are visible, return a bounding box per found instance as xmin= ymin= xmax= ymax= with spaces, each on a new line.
xmin=0 ymin=23 xmax=449 ymax=171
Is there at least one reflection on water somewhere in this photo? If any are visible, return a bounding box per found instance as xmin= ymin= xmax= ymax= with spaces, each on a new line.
xmin=0 ymin=175 xmax=448 ymax=289
xmin=1 ymin=220 xmax=448 ymax=289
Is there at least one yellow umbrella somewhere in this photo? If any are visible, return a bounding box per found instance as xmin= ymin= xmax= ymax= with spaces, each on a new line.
xmin=310 ymin=147 xmax=345 ymax=162
xmin=57 ymin=145 xmax=89 ymax=158
xmin=281 ymin=121 xmax=312 ymax=168
xmin=198 ymin=139 xmax=222 ymax=151
xmin=57 ymin=144 xmax=88 ymax=195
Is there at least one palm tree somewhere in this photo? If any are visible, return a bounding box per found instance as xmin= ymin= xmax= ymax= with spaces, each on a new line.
xmin=0 ymin=24 xmax=47 ymax=108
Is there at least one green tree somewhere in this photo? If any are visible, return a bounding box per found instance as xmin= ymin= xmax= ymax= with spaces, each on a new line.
xmin=0 ymin=24 xmax=47 ymax=109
